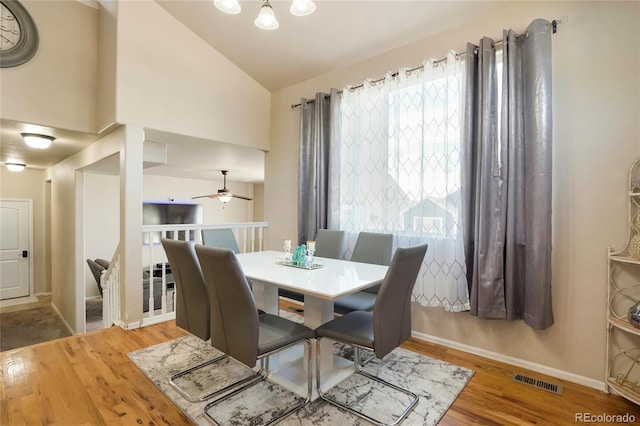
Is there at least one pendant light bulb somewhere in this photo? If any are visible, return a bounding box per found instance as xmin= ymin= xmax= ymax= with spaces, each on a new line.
xmin=255 ymin=1 xmax=279 ymax=30
xmin=214 ymin=0 xmax=241 ymax=14
xmin=290 ymin=0 xmax=316 ymax=16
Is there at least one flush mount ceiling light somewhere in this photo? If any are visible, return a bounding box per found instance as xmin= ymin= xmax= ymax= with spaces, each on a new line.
xmin=215 ymin=0 xmax=316 ymax=31
xmin=5 ymin=162 xmax=26 ymax=172
xmin=21 ymin=133 xmax=55 ymax=149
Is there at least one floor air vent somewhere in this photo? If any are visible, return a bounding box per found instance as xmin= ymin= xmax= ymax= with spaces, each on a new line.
xmin=512 ymin=373 xmax=563 ymax=395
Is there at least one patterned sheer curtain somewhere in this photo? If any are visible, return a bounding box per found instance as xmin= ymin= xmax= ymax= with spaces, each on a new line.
xmin=334 ymin=53 xmax=469 ymax=312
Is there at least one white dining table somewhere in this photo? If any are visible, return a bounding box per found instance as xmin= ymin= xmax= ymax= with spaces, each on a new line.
xmin=235 ymin=250 xmax=389 ymax=399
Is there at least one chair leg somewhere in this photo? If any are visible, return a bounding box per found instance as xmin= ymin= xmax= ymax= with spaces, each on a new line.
xmin=169 ymin=354 xmax=261 ymax=403
xmin=203 ymin=339 xmax=313 ymax=425
xmin=316 ymin=337 xmax=419 ymax=426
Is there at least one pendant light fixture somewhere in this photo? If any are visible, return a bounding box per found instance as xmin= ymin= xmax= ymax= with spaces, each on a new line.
xmin=214 ymin=0 xmax=316 ymax=31
xmin=290 ymin=0 xmax=316 ymax=16
xmin=255 ymin=0 xmax=279 ymax=30
xmin=21 ymin=133 xmax=55 ymax=149
xmin=214 ymin=0 xmax=241 ymax=14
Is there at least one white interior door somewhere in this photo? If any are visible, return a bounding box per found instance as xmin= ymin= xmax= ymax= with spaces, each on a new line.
xmin=0 ymin=200 xmax=31 ymax=300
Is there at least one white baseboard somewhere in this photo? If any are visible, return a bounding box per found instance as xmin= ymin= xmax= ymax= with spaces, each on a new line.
xmin=412 ymin=330 xmax=606 ymax=392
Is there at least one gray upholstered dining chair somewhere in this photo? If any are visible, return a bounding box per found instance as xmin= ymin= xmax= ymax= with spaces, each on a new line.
xmin=333 ymin=231 xmax=393 ymax=314
xmin=201 ymin=228 xmax=240 ymax=253
xmin=195 ymin=245 xmax=316 ymax=424
xmin=161 ymin=238 xmax=231 ymax=402
xmin=314 ymin=229 xmax=346 ymax=259
xmin=315 ymin=243 xmax=427 ymax=426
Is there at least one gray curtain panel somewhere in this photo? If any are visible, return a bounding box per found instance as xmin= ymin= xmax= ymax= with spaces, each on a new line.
xmin=297 ymin=89 xmax=339 ymax=245
xmin=462 ymin=19 xmax=553 ymax=329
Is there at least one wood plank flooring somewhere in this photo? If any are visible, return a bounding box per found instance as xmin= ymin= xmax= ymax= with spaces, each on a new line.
xmin=2 ymin=301 xmax=639 ymax=425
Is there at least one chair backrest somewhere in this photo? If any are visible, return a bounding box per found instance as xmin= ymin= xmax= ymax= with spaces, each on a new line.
xmin=314 ymin=229 xmax=346 ymax=259
xmin=86 ymin=259 xmax=105 ymax=296
xmin=351 ymin=232 xmax=394 ymax=294
xmin=351 ymin=232 xmax=393 ymax=266
xmin=202 ymin=228 xmax=240 ymax=254
xmin=195 ymin=245 xmax=259 ymax=368
xmin=161 ymin=238 xmax=211 ymax=341
xmin=373 ymin=243 xmax=428 ymax=359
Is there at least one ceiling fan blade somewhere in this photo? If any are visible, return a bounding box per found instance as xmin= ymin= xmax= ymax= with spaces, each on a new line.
xmin=231 ymin=194 xmax=253 ymax=201
xmin=192 ymin=194 xmax=223 ymax=200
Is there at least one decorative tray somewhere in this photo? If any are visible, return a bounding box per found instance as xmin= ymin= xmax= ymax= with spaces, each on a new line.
xmin=275 ymin=258 xmax=324 ymax=270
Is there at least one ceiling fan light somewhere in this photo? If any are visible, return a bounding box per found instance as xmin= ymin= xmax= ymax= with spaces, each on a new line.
xmin=214 ymin=0 xmax=241 ymax=14
xmin=290 ymin=0 xmax=316 ymax=16
xmin=255 ymin=1 xmax=279 ymax=30
xmin=5 ymin=162 xmax=26 ymax=172
xmin=218 ymin=194 xmax=233 ymax=203
xmin=21 ymin=133 xmax=55 ymax=149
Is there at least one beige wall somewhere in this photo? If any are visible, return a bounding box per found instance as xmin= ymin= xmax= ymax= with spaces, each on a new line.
xmin=0 ymin=168 xmax=49 ymax=295
xmin=268 ymin=1 xmax=640 ymax=386
xmin=0 ymin=1 xmax=97 ymax=132
xmin=114 ymin=0 xmax=271 ymax=151
xmin=97 ymin=0 xmax=117 ymax=131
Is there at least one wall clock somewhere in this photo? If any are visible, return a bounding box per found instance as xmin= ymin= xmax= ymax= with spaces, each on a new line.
xmin=0 ymin=0 xmax=38 ymax=68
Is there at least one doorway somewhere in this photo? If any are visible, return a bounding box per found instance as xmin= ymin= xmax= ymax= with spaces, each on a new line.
xmin=0 ymin=199 xmax=33 ymax=301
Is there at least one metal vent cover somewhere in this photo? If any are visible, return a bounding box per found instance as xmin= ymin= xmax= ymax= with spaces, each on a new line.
xmin=512 ymin=372 xmax=563 ymax=395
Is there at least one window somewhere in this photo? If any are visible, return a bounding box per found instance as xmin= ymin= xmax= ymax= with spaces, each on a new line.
xmin=334 ymin=54 xmax=469 ymax=311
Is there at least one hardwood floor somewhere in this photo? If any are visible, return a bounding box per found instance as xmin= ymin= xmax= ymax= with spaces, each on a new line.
xmin=2 ymin=301 xmax=639 ymax=425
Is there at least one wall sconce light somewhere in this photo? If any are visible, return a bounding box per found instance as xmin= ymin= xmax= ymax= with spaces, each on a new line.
xmin=5 ymin=162 xmax=26 ymax=172
xmin=21 ymin=133 xmax=55 ymax=149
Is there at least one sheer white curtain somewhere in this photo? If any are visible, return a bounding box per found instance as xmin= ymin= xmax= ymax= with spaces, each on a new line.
xmin=334 ymin=53 xmax=469 ymax=312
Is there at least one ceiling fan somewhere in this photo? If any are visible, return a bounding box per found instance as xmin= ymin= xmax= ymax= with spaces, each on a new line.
xmin=192 ymin=170 xmax=253 ymax=203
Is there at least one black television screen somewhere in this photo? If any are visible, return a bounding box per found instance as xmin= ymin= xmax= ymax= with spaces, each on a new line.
xmin=143 ymin=202 xmax=203 ymax=225
xmin=143 ymin=202 xmax=203 ymax=243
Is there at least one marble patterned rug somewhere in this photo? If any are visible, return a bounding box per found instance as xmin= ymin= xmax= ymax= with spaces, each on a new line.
xmin=128 ymin=318 xmax=474 ymax=425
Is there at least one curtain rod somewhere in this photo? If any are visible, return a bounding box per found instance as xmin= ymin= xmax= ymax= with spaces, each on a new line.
xmin=291 ymin=17 xmax=564 ymax=109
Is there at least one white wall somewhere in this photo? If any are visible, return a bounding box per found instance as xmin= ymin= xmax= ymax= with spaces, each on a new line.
xmin=84 ymin=172 xmax=120 ymax=298
xmin=50 ymin=126 xmax=127 ymax=332
xmin=143 ymin=175 xmax=254 ymax=224
xmin=268 ymin=1 xmax=640 ymax=385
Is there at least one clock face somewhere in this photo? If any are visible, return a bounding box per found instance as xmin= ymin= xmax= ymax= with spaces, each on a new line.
xmin=0 ymin=2 xmax=21 ymax=52
xmin=0 ymin=0 xmax=38 ymax=68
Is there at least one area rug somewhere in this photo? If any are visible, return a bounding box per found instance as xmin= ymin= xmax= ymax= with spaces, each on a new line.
xmin=0 ymin=305 xmax=72 ymax=351
xmin=128 ymin=320 xmax=474 ymax=425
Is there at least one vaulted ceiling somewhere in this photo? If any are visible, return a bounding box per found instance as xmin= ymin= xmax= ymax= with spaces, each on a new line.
xmin=3 ymin=1 xmax=509 ymax=183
